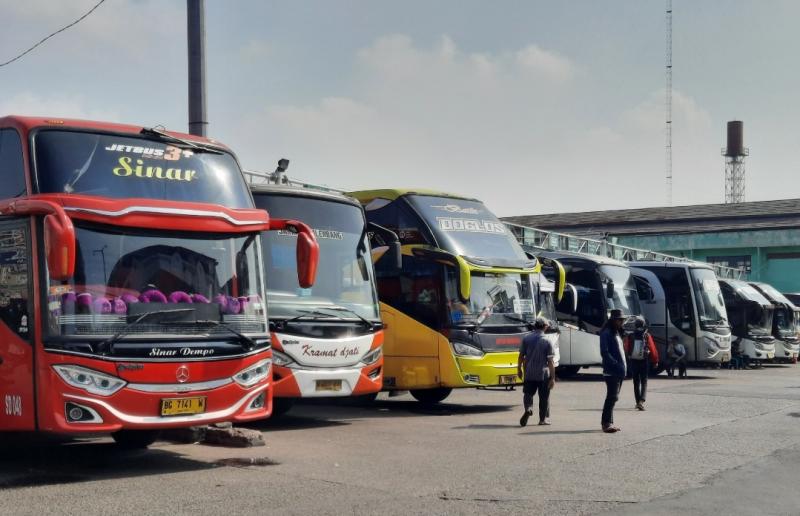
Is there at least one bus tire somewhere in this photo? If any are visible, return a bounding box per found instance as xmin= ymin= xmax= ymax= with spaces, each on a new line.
xmin=112 ymin=430 xmax=160 ymax=449
xmin=355 ymin=392 xmax=379 ymax=404
xmin=410 ymin=388 xmax=452 ymax=404
xmin=556 ymin=366 xmax=581 ymax=378
xmin=271 ymin=397 xmax=296 ymax=417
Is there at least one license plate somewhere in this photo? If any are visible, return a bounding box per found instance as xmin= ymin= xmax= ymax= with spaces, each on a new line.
xmin=316 ymin=379 xmax=342 ymax=392
xmin=499 ymin=375 xmax=517 ymax=385
xmin=767 ymin=353 xmax=774 ymax=359
xmin=160 ymin=397 xmax=206 ymax=416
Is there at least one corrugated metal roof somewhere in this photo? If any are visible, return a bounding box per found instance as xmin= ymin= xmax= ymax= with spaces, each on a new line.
xmin=502 ymin=198 xmax=800 ymax=237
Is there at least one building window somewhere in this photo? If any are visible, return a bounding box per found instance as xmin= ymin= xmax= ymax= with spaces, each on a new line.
xmin=766 ymin=252 xmax=800 ymax=260
xmin=706 ymin=255 xmax=751 ymax=274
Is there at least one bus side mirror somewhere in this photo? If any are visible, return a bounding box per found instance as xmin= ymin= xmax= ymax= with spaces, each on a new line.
xmin=44 ymin=213 xmax=76 ymax=281
xmin=295 ymin=228 xmax=319 ymax=288
xmin=558 ymin=284 xmax=578 ymax=315
xmin=367 ymin=222 xmax=401 ymax=270
xmin=606 ymin=280 xmax=615 ymax=299
xmin=270 ymin=219 xmax=319 ymax=288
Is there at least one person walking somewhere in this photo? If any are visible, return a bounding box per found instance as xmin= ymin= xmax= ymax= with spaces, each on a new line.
xmin=600 ymin=309 xmax=627 ymax=433
xmin=624 ymin=317 xmax=659 ymax=411
xmin=517 ymin=317 xmax=556 ymax=427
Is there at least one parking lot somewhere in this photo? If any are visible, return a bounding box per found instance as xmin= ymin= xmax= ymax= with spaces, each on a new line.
xmin=2 ymin=364 xmax=800 ymax=515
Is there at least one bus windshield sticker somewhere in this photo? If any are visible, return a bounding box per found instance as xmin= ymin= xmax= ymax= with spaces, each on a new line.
xmin=513 ymin=299 xmax=534 ymax=314
xmin=104 ymin=144 xmax=193 ymax=160
xmin=112 ymin=156 xmax=199 ymax=182
xmin=431 ymin=204 xmax=481 ymax=215
xmin=437 ymin=217 xmax=506 ymax=234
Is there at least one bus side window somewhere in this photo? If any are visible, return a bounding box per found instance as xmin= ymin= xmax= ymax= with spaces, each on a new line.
xmin=0 ymin=129 xmax=27 ymax=198
xmin=0 ymin=226 xmax=31 ymax=341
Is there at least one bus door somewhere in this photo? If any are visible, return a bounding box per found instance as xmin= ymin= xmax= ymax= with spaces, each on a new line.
xmin=0 ymin=221 xmax=35 ymax=430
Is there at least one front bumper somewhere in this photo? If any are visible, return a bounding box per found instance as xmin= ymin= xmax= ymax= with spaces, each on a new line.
xmin=272 ymin=361 xmax=382 ymax=398
xmin=454 ymin=351 xmax=520 ymax=387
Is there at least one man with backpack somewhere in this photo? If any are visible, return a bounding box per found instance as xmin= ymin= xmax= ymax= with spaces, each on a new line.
xmin=624 ymin=317 xmax=659 ymax=411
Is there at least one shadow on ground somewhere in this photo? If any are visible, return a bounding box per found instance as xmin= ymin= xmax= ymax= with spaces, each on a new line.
xmin=0 ymin=436 xmax=213 ymax=489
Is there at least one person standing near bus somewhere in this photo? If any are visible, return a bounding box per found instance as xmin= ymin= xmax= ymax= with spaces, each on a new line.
xmin=600 ymin=309 xmax=627 ymax=433
xmin=624 ymin=317 xmax=659 ymax=411
xmin=517 ymin=318 xmax=556 ymax=427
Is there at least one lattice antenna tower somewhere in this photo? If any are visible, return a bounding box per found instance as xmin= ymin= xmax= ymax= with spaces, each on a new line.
xmin=665 ymin=0 xmax=672 ymax=205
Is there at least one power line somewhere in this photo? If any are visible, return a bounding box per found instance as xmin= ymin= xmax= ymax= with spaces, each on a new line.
xmin=0 ymin=0 xmax=107 ymax=69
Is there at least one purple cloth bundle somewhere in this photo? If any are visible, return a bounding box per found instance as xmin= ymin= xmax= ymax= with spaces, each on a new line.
xmin=139 ymin=289 xmax=168 ymax=303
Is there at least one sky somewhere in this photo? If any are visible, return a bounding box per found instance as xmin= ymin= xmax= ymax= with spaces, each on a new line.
xmin=1 ymin=0 xmax=799 ymax=217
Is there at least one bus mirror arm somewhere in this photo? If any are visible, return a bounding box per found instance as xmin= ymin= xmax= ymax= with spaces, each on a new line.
xmin=269 ymin=219 xmax=319 ymax=288
xmin=0 ymin=199 xmax=76 ymax=280
xmin=367 ymin=222 xmax=401 ymax=270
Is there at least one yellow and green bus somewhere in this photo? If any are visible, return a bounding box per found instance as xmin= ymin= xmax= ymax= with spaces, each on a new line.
xmin=349 ymin=189 xmax=562 ymax=404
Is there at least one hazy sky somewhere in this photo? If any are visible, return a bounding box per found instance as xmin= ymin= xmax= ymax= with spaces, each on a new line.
xmin=2 ymin=1 xmax=798 ymax=216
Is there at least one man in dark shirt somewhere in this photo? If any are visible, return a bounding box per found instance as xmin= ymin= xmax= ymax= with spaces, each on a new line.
xmin=517 ymin=317 xmax=556 ymax=427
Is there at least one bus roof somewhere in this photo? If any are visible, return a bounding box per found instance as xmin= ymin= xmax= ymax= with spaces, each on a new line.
xmin=348 ymin=188 xmax=479 ymax=204
xmin=628 ymin=261 xmax=716 ymax=271
xmin=250 ymin=184 xmax=362 ymax=208
xmin=0 ymin=115 xmax=230 ymax=150
xmin=539 ymin=250 xmax=629 ymax=268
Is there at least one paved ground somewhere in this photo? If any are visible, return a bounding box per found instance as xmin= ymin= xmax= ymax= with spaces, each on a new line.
xmin=2 ymin=364 xmax=800 ymax=515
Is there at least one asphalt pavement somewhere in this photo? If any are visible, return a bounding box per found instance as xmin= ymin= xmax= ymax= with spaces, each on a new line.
xmin=1 ymin=364 xmax=799 ymax=515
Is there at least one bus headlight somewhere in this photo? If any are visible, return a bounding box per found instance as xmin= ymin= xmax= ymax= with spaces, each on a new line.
xmin=452 ymin=341 xmax=485 ymax=357
xmin=361 ymin=347 xmax=382 ymax=365
xmin=53 ymin=364 xmax=126 ymax=396
xmin=233 ymin=359 xmax=272 ymax=388
xmin=272 ymin=350 xmax=294 ymax=367
xmin=704 ymin=336 xmax=719 ymax=352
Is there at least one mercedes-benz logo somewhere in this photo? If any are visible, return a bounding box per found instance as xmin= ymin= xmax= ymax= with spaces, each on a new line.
xmin=176 ymin=365 xmax=190 ymax=383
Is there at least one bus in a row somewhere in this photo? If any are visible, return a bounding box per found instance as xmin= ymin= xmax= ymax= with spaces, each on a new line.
xmin=0 ymin=116 xmax=321 ymax=447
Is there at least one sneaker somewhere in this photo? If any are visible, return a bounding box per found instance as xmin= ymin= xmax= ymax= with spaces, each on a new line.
xmin=519 ymin=409 xmax=532 ymax=427
xmin=602 ymin=425 xmax=620 ymax=433
xmin=636 ymin=402 xmax=645 ymax=411
xmin=538 ymin=420 xmax=551 ymax=426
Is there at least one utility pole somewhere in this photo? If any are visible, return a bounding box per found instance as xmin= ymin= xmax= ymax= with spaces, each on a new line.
xmin=665 ymin=0 xmax=672 ymax=206
xmin=187 ymin=0 xmax=207 ymax=136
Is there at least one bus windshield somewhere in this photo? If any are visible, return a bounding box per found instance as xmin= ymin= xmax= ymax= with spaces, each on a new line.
xmin=34 ymin=130 xmax=252 ymax=208
xmin=445 ymin=270 xmax=535 ymax=326
xmin=255 ymin=195 xmax=380 ymax=322
xmin=407 ymin=195 xmax=529 ymax=265
xmin=689 ymin=268 xmax=729 ymax=329
xmin=47 ymin=224 xmax=267 ymax=338
xmin=598 ymin=264 xmax=640 ymax=316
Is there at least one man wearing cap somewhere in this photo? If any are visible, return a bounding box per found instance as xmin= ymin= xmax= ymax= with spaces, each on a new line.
xmin=517 ymin=317 xmax=556 ymax=427
xmin=599 ymin=309 xmax=627 ymax=433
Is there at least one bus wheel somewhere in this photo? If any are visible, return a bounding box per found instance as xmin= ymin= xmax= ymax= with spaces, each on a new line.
xmin=271 ymin=397 xmax=296 ymax=417
xmin=556 ymin=366 xmax=581 ymax=378
xmin=355 ymin=392 xmax=379 ymax=405
xmin=112 ymin=430 xmax=160 ymax=449
xmin=410 ymin=388 xmax=452 ymax=404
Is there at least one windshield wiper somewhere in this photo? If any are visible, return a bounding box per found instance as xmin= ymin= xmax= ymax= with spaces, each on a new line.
xmin=499 ymin=313 xmax=532 ymax=327
xmin=96 ymin=308 xmax=196 ymax=354
xmin=140 ymin=127 xmax=223 ymax=154
xmin=194 ymin=320 xmax=257 ymax=351
xmin=63 ymin=137 xmax=100 ymax=193
xmin=275 ymin=309 xmax=343 ymax=329
xmin=319 ymin=306 xmax=381 ymax=330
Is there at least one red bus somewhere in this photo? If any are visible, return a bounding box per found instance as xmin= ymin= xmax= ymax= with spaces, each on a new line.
xmin=0 ymin=116 xmax=318 ymax=447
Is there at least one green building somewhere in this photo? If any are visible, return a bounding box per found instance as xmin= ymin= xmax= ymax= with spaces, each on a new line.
xmin=503 ymin=198 xmax=800 ymax=293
